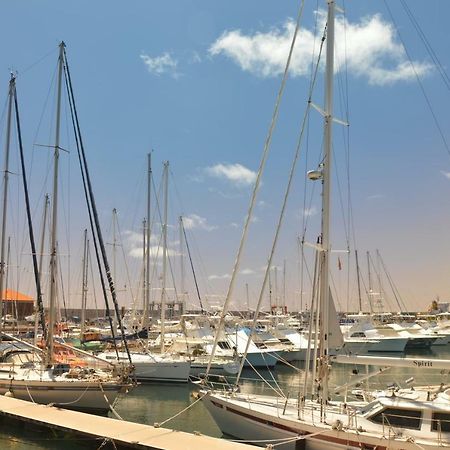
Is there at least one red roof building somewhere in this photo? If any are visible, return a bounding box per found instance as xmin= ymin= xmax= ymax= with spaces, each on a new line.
xmin=1 ymin=289 xmax=34 ymax=319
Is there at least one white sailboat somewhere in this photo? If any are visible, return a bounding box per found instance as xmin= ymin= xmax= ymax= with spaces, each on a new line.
xmin=200 ymin=2 xmax=450 ymax=449
xmin=98 ymin=159 xmax=191 ymax=382
xmin=0 ymin=44 xmax=133 ymax=412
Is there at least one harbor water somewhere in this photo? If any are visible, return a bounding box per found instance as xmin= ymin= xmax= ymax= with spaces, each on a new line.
xmin=2 ymin=347 xmax=450 ymax=449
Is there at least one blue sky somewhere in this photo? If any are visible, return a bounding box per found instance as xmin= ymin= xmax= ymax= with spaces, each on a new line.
xmin=1 ymin=1 xmax=450 ymax=313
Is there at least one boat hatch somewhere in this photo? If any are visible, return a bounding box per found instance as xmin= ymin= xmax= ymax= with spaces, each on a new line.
xmin=368 ymin=407 xmax=422 ymax=430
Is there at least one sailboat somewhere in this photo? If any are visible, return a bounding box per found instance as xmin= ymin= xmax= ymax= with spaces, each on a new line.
xmin=98 ymin=158 xmax=191 ymax=382
xmin=200 ymin=2 xmax=450 ymax=449
xmin=0 ymin=44 xmax=133 ymax=412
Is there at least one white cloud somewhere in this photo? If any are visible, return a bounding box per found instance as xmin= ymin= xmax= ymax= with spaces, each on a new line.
xmin=208 ymin=273 xmax=231 ymax=280
xmin=303 ymin=206 xmax=318 ymax=217
xmin=209 ymin=11 xmax=432 ymax=86
xmin=123 ymin=230 xmax=178 ymax=260
xmin=230 ymin=222 xmax=239 ymax=228
xmin=183 ymin=214 xmax=217 ymax=231
xmin=441 ymin=171 xmax=450 ymax=180
xmin=205 ymin=163 xmax=257 ymax=187
xmin=240 ymin=268 xmax=255 ymax=275
xmin=140 ymin=52 xmax=180 ymax=78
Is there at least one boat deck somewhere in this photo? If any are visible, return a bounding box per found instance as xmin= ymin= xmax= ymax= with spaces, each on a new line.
xmin=0 ymin=395 xmax=254 ymax=449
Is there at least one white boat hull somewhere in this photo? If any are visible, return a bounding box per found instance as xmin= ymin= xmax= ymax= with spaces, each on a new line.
xmin=342 ymin=337 xmax=408 ymax=353
xmin=133 ymin=360 xmax=191 ymax=382
xmin=202 ymin=392 xmax=448 ymax=450
xmin=0 ymin=379 xmax=128 ymax=412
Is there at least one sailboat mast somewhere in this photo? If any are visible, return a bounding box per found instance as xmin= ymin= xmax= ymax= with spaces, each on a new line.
xmin=47 ymin=42 xmax=65 ymax=363
xmin=143 ymin=153 xmax=151 ymax=330
xmin=355 ymin=249 xmax=363 ymax=312
xmin=160 ymin=161 xmax=169 ymax=352
xmin=111 ymin=208 xmax=118 ymax=329
xmin=179 ymin=216 xmax=185 ymax=308
xmin=318 ymin=0 xmax=335 ymax=404
xmin=35 ymin=194 xmax=49 ymax=345
xmin=0 ymin=74 xmax=15 ymax=330
xmin=80 ymin=229 xmax=88 ymax=337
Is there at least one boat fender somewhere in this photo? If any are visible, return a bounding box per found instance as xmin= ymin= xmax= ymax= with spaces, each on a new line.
xmin=154 ymin=422 xmax=160 ymax=428
xmin=4 ymin=390 xmax=13 ymax=398
xmin=332 ymin=419 xmax=343 ymax=431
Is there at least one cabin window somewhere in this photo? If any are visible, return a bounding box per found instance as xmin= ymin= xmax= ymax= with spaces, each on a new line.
xmin=431 ymin=413 xmax=450 ymax=432
xmin=370 ymin=408 xmax=422 ymax=430
xmin=350 ymin=332 xmax=366 ymax=338
xmin=218 ymin=341 xmax=231 ymax=350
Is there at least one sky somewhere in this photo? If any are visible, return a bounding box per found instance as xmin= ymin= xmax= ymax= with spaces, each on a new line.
xmin=0 ymin=1 xmax=450 ymax=314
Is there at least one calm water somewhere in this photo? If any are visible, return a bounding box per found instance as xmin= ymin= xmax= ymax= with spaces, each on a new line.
xmin=3 ymin=347 xmax=450 ymax=449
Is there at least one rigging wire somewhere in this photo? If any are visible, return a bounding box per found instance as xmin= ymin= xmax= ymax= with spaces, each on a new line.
xmin=383 ymin=0 xmax=450 ymax=157
xmin=180 ymin=217 xmax=204 ymax=312
xmin=234 ymin=21 xmax=327 ymax=389
xmin=62 ymin=47 xmax=130 ymax=362
xmin=169 ymin=169 xmax=213 ymax=304
xmin=19 ymin=47 xmax=58 ymax=77
xmin=12 ymin=77 xmax=48 ymax=340
xmin=30 ymin=60 xmax=58 ymax=219
xmin=377 ymin=250 xmax=408 ymax=312
xmin=399 ymin=0 xmax=450 ymax=92
xmin=206 ymin=0 xmax=308 ymax=379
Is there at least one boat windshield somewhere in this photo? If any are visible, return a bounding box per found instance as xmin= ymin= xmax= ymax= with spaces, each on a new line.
xmin=367 ymin=406 xmax=422 ymax=430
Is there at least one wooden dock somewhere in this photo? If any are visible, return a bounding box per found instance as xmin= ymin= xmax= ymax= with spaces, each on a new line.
xmin=0 ymin=395 xmax=254 ymax=449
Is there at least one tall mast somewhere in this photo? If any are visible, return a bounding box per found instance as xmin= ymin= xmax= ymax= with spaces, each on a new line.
xmin=142 ymin=217 xmax=147 ymax=321
xmin=318 ymin=0 xmax=335 ymax=406
xmin=143 ymin=153 xmax=151 ymax=330
xmin=179 ymin=215 xmax=185 ymax=311
xmin=112 ymin=208 xmax=118 ymax=329
xmin=0 ymin=74 xmax=15 ymax=330
xmin=46 ymin=42 xmax=65 ymax=363
xmin=355 ymin=249 xmax=363 ymax=312
xmin=274 ymin=266 xmax=279 ymax=312
xmin=35 ymin=194 xmax=49 ymax=345
xmin=366 ymin=250 xmax=374 ymax=312
xmin=80 ymin=229 xmax=88 ymax=337
xmin=160 ymin=161 xmax=169 ymax=352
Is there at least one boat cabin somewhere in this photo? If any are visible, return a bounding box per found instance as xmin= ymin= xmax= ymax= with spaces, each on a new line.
xmin=363 ymin=395 xmax=450 ymax=438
